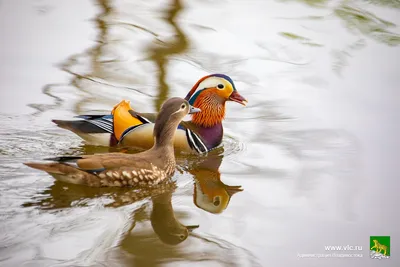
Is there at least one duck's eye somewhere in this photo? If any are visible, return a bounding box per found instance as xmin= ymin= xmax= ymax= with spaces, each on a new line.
xmin=213 ymin=197 xmax=221 ymax=206
xmin=217 ymin=84 xmax=224 ymax=89
xmin=179 ymin=234 xmax=186 ymax=240
xmin=181 ymin=104 xmax=186 ymax=109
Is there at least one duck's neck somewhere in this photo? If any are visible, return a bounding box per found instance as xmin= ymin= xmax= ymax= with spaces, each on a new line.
xmin=191 ymin=92 xmax=225 ymax=128
xmin=153 ymin=119 xmax=179 ymax=151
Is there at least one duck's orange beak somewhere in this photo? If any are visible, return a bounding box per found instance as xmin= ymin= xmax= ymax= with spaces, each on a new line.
xmin=229 ymin=91 xmax=247 ymax=106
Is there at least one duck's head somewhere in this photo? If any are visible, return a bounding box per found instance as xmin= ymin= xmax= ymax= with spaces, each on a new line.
xmin=151 ymin=189 xmax=199 ymax=245
xmin=184 ymin=74 xmax=247 ymax=127
xmin=152 ymin=221 xmax=199 ymax=245
xmin=158 ymin=97 xmax=201 ymax=121
xmin=192 ymin=171 xmax=243 ymax=214
xmin=154 ymin=97 xmax=201 ymax=146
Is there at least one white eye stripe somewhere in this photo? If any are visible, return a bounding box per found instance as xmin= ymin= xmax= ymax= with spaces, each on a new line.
xmin=191 ymin=77 xmax=229 ymax=96
xmin=171 ymin=104 xmax=187 ymax=116
xmin=171 ymin=109 xmax=181 ymax=116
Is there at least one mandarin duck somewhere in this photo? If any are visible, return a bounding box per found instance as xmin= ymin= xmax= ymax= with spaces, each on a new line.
xmin=52 ymin=74 xmax=247 ymax=154
xmin=25 ymin=98 xmax=200 ymax=187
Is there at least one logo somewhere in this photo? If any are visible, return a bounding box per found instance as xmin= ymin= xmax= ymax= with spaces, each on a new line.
xmin=370 ymin=236 xmax=390 ymax=259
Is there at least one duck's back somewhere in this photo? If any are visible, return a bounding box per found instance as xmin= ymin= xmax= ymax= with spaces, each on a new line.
xmin=25 ymin=150 xmax=175 ymax=188
xmin=88 ymin=150 xmax=176 ymax=187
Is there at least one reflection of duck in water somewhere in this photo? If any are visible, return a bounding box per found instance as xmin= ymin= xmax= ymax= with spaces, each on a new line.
xmin=151 ymin=189 xmax=199 ymax=245
xmin=188 ymin=151 xmax=243 ymax=214
xmin=193 ymin=171 xmax=242 ymax=214
xmin=23 ymin=178 xmax=198 ymax=246
xmin=22 ymin=179 xmax=177 ymax=210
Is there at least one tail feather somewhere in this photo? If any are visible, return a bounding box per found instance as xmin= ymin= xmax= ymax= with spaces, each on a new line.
xmin=24 ymin=162 xmax=66 ymax=174
xmin=52 ymin=119 xmax=110 ymax=134
xmin=24 ymin=162 xmax=101 ymax=186
xmin=52 ymin=119 xmax=114 ymax=146
xmin=43 ymin=156 xmax=83 ymax=162
xmin=74 ymin=114 xmax=109 ymax=120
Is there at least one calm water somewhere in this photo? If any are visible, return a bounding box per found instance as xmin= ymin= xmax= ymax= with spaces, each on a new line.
xmin=1 ymin=0 xmax=399 ymax=266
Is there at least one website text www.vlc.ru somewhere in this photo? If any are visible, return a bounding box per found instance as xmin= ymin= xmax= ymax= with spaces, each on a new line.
xmin=298 ymin=245 xmax=363 ymax=258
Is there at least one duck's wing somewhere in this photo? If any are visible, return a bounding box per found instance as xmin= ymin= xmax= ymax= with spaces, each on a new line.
xmin=51 ymin=100 xmax=157 ymax=146
xmin=54 ymin=114 xmax=113 ymax=133
xmin=25 ymin=153 xmax=167 ymax=187
xmin=43 ymin=153 xmax=149 ymax=170
xmin=128 ymin=110 xmax=157 ymax=123
xmin=114 ymin=108 xmax=158 ymax=150
xmin=52 ymin=115 xmax=115 ymax=146
xmin=111 ymin=101 xmax=156 ymax=140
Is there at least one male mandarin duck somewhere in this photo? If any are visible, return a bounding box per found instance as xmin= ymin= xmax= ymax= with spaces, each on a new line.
xmin=52 ymin=74 xmax=247 ymax=154
xmin=25 ymin=98 xmax=200 ymax=187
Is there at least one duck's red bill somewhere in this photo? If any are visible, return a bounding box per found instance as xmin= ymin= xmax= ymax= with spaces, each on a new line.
xmin=229 ymin=91 xmax=248 ymax=106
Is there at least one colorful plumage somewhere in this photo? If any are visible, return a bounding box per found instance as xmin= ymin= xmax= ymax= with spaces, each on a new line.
xmin=25 ymin=98 xmax=201 ymax=187
xmin=52 ymin=74 xmax=247 ymax=154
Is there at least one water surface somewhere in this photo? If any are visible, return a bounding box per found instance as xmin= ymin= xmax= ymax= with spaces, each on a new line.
xmin=0 ymin=0 xmax=399 ymax=266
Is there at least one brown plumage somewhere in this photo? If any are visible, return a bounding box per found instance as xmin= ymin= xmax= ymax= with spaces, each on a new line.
xmin=24 ymin=98 xmax=201 ymax=187
xmin=151 ymin=190 xmax=199 ymax=245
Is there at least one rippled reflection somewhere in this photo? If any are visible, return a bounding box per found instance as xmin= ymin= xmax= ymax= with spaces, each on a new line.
xmin=151 ymin=190 xmax=199 ymax=245
xmin=186 ymin=149 xmax=243 ymax=214
xmin=22 ymin=178 xmax=199 ymax=245
xmin=149 ymin=0 xmax=188 ymax=110
xmin=21 ymin=147 xmax=242 ymax=253
xmin=1 ymin=0 xmax=399 ymax=266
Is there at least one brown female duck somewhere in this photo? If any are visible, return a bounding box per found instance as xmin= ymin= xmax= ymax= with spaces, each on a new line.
xmin=24 ymin=98 xmax=200 ymax=187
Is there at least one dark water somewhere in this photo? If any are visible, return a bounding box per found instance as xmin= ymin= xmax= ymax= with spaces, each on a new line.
xmin=1 ymin=0 xmax=399 ymax=266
